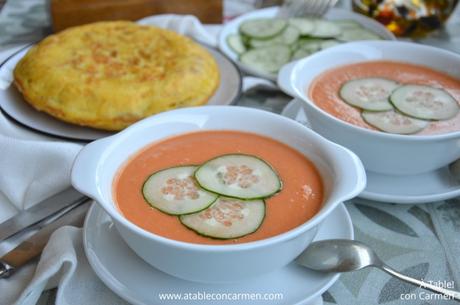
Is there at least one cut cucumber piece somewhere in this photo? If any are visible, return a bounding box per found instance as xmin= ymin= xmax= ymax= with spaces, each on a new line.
xmin=298 ymin=39 xmax=323 ymax=52
xmin=340 ymin=78 xmax=399 ymax=111
xmin=250 ymin=25 xmax=300 ymax=48
xmin=390 ymin=85 xmax=459 ymax=120
xmin=319 ymin=39 xmax=341 ymax=50
xmin=240 ymin=45 xmax=291 ymax=73
xmin=195 ymin=154 xmax=282 ymax=200
xmin=289 ymin=18 xmax=315 ymax=35
xmin=241 ymin=34 xmax=251 ymax=47
xmin=338 ymin=28 xmax=381 ymax=41
xmin=362 ymin=110 xmax=429 ymax=134
xmin=142 ymin=166 xmax=218 ymax=215
xmin=291 ymin=48 xmax=313 ymax=60
xmin=239 ymin=18 xmax=287 ymax=39
xmin=227 ymin=34 xmax=247 ymax=54
xmin=333 ymin=19 xmax=363 ymax=30
xmin=179 ymin=197 xmax=265 ymax=239
xmin=311 ymin=19 xmax=342 ymax=38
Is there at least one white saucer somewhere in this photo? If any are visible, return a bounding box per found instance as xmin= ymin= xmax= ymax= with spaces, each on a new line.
xmin=0 ymin=44 xmax=241 ymax=142
xmin=281 ymin=99 xmax=460 ymax=204
xmin=83 ymin=203 xmax=353 ymax=305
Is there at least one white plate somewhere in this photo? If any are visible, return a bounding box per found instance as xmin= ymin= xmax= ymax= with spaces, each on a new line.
xmin=281 ymin=99 xmax=460 ymax=204
xmin=218 ymin=7 xmax=396 ymax=81
xmin=0 ymin=44 xmax=241 ymax=142
xmin=83 ymin=203 xmax=353 ymax=305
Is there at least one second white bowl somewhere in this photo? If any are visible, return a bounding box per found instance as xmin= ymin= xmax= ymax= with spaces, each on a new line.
xmin=278 ymin=41 xmax=460 ymax=176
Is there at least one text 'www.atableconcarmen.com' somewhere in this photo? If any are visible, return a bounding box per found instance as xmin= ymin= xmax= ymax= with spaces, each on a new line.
xmin=157 ymin=292 xmax=284 ymax=302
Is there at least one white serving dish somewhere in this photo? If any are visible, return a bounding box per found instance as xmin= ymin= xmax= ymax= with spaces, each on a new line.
xmin=278 ymin=41 xmax=460 ymax=176
xmin=71 ymin=106 xmax=365 ymax=283
xmin=218 ymin=7 xmax=396 ymax=81
xmin=0 ymin=44 xmax=241 ymax=141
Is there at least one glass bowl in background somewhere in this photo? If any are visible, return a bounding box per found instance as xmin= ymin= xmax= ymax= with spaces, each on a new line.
xmin=352 ymin=0 xmax=458 ymax=37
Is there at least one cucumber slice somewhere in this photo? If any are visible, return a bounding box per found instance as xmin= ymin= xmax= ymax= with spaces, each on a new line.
xmin=338 ymin=28 xmax=381 ymax=41
xmin=340 ymin=78 xmax=399 ymax=111
xmin=239 ymin=18 xmax=287 ymax=39
xmin=319 ymin=39 xmax=341 ymax=50
xmin=291 ymin=48 xmax=313 ymax=60
xmin=390 ymin=85 xmax=459 ymax=120
xmin=195 ymin=154 xmax=282 ymax=200
xmin=333 ymin=20 xmax=363 ymax=30
xmin=240 ymin=45 xmax=291 ymax=73
xmin=290 ymin=41 xmax=301 ymax=52
xmin=289 ymin=18 xmax=315 ymax=35
xmin=362 ymin=110 xmax=429 ymax=134
xmin=241 ymin=34 xmax=251 ymax=47
xmin=227 ymin=34 xmax=247 ymax=54
xmin=179 ymin=197 xmax=265 ymax=239
xmin=298 ymin=39 xmax=323 ymax=52
xmin=142 ymin=166 xmax=218 ymax=215
xmin=249 ymin=25 xmax=300 ymax=48
xmin=311 ymin=20 xmax=342 ymax=38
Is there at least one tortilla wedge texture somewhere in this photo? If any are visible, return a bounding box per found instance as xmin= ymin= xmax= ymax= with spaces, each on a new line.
xmin=13 ymin=21 xmax=220 ymax=131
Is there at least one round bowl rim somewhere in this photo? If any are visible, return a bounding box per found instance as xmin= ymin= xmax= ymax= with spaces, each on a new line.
xmin=89 ymin=106 xmax=356 ymax=252
xmin=289 ymin=40 xmax=460 ymax=141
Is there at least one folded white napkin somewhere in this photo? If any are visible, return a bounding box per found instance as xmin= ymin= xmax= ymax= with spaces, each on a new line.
xmin=0 ymin=15 xmax=230 ymax=305
xmin=0 ymin=97 xmax=82 ymax=224
xmin=1 ymin=226 xmax=131 ymax=305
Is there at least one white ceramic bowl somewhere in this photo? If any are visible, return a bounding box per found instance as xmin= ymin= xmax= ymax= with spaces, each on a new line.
xmin=71 ymin=106 xmax=365 ymax=283
xmin=218 ymin=7 xmax=396 ymax=81
xmin=278 ymin=41 xmax=460 ymax=176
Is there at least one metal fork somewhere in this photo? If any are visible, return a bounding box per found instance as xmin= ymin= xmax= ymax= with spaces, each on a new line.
xmin=276 ymin=0 xmax=338 ymax=18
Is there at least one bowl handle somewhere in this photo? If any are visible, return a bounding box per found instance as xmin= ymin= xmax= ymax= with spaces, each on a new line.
xmin=277 ymin=61 xmax=300 ymax=98
xmin=71 ymin=137 xmax=113 ymax=203
xmin=332 ymin=144 xmax=367 ymax=201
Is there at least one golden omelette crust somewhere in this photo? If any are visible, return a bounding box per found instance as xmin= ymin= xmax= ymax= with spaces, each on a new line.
xmin=13 ymin=21 xmax=220 ymax=131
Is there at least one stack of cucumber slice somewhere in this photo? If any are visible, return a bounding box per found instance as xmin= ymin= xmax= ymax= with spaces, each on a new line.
xmin=142 ymin=154 xmax=282 ymax=239
xmin=339 ymin=78 xmax=459 ymax=134
xmin=227 ymin=17 xmax=382 ymax=75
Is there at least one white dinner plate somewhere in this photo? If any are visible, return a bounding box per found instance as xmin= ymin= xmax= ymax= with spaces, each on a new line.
xmin=281 ymin=99 xmax=460 ymax=204
xmin=83 ymin=202 xmax=353 ymax=305
xmin=0 ymin=44 xmax=241 ymax=142
xmin=218 ymin=7 xmax=396 ymax=81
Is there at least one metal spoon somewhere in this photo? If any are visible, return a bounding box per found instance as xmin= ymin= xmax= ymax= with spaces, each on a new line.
xmin=297 ymin=239 xmax=460 ymax=301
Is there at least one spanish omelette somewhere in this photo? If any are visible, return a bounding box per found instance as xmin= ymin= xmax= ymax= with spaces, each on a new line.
xmin=13 ymin=21 xmax=220 ymax=131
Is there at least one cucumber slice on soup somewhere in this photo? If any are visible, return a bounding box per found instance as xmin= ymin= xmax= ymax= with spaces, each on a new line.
xmin=195 ymin=154 xmax=282 ymax=200
xmin=390 ymin=84 xmax=459 ymax=120
xmin=179 ymin=197 xmax=265 ymax=239
xmin=340 ymin=78 xmax=399 ymax=111
xmin=362 ymin=110 xmax=429 ymax=134
xmin=142 ymin=166 xmax=218 ymax=215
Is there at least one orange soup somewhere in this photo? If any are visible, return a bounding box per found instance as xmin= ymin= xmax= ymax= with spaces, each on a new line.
xmin=309 ymin=60 xmax=460 ymax=135
xmin=114 ymin=130 xmax=323 ymax=245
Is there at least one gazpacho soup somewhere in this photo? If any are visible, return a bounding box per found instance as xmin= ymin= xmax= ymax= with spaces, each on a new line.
xmin=309 ymin=60 xmax=460 ymax=135
xmin=113 ymin=130 xmax=323 ymax=245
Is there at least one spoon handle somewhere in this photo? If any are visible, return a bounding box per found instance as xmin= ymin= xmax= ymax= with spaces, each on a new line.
xmin=380 ymin=264 xmax=460 ymax=302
